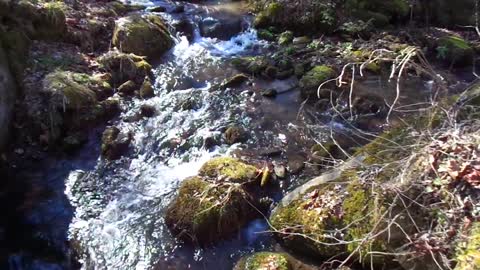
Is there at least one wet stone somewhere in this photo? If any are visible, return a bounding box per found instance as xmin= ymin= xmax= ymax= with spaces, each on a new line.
xmin=149 ymin=6 xmax=166 ymax=13
xmin=287 ymin=155 xmax=306 ymax=174
xmin=101 ymin=126 xmax=132 ymax=160
xmin=140 ymin=104 xmax=156 ymax=117
xmin=224 ymin=126 xmax=247 ymax=145
xmin=260 ymin=88 xmax=277 ymax=98
xmin=117 ymin=80 xmax=137 ymax=96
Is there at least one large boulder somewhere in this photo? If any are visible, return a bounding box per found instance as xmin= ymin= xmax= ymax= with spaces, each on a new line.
xmin=0 ymin=45 xmax=17 ymax=151
xmin=112 ymin=14 xmax=173 ymax=59
xmin=165 ymin=157 xmax=260 ymax=245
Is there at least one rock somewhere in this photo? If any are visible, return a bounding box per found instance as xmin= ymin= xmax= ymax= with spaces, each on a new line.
xmin=231 ymin=57 xmax=268 ymax=76
xmin=253 ymin=1 xmax=336 ymax=35
xmin=258 ymin=148 xmax=282 ymax=157
xmin=171 ymin=5 xmax=184 ymax=13
xmin=165 ymin=176 xmax=258 ymax=245
xmin=106 ymin=1 xmax=145 ymax=15
xmin=221 ymin=74 xmax=249 ymax=89
xmin=224 ymin=126 xmax=246 ymax=145
xmin=199 ymin=157 xmax=258 ymax=183
xmin=233 ymin=252 xmax=292 ymax=270
xmin=172 ymin=19 xmax=195 ymax=41
xmin=260 ymin=88 xmax=277 ymax=98
xmin=203 ymin=136 xmax=219 ymax=149
xmin=139 ymin=104 xmax=155 ymax=117
xmin=292 ymin=36 xmax=311 ymax=45
xmin=199 ymin=17 xmax=243 ymax=40
xmin=299 ymin=66 xmax=336 ymax=98
xmin=437 ymin=35 xmax=474 ymax=67
xmin=165 ymin=157 xmax=259 ymax=245
xmin=42 ymin=71 xmax=97 ymax=111
xmin=98 ymin=50 xmax=152 ymax=84
xmin=287 ymin=155 xmax=305 ymax=174
xmin=278 ymin=31 xmax=293 ymax=46
xmin=62 ymin=133 xmax=88 ymax=153
xmin=112 ymin=14 xmax=174 ymax=59
xmin=149 ymin=6 xmax=166 ymax=12
xmin=0 ymin=46 xmax=17 ymax=151
xmin=117 ymin=80 xmax=137 ymax=96
xmin=101 ymin=126 xmax=132 ymax=160
xmin=274 ymin=164 xmax=286 ymax=178
xmin=257 ymin=29 xmax=275 ymax=41
xmin=139 ymin=77 xmax=154 ymax=98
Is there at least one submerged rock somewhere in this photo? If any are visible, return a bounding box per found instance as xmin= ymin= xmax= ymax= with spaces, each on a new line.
xmin=234 ymin=252 xmax=292 ymax=270
xmin=165 ymin=157 xmax=260 ymax=245
xmin=139 ymin=77 xmax=154 ymax=98
xmin=112 ymin=14 xmax=173 ymax=59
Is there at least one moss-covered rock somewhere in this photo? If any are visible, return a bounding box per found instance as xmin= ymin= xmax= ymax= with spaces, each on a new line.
xmin=117 ymin=80 xmax=137 ymax=96
xmin=231 ymin=57 xmax=269 ymax=76
xmin=234 ymin=252 xmax=292 ymax=270
xmin=0 ymin=29 xmax=31 ymax=82
xmin=253 ymin=0 xmax=336 ymax=35
xmin=165 ymin=175 xmax=258 ymax=245
xmin=98 ymin=50 xmax=152 ymax=84
xmin=299 ymin=66 xmax=336 ymax=98
xmin=437 ymin=36 xmax=474 ymax=67
xmin=199 ymin=157 xmax=258 ymax=183
xmin=270 ymin=169 xmax=426 ymax=267
xmin=42 ymin=71 xmax=97 ymax=110
xmin=112 ymin=14 xmax=173 ymax=59
xmin=454 ymin=222 xmax=480 ymax=270
xmin=278 ymin=31 xmax=293 ymax=46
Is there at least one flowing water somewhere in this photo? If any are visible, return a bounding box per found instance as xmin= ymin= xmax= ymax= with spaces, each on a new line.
xmin=3 ymin=1 xmax=445 ymax=270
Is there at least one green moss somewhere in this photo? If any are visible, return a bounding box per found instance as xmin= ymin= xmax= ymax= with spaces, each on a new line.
xmin=278 ymin=31 xmax=293 ymax=46
xmin=270 ymin=183 xmax=346 ymax=258
xmin=257 ymin=29 xmax=275 ymax=41
xmin=43 ymin=71 xmax=97 ymax=110
xmin=299 ymin=65 xmax=336 ymax=98
xmin=112 ymin=14 xmax=173 ymax=58
xmin=199 ymin=157 xmax=257 ymax=183
xmin=455 ymin=222 xmax=480 ymax=270
xmin=244 ymin=252 xmax=292 ymax=270
xmin=98 ymin=50 xmax=152 ymax=84
xmin=437 ymin=36 xmax=474 ymax=66
xmin=165 ymin=176 xmax=256 ymax=244
xmin=231 ymin=56 xmax=268 ymax=75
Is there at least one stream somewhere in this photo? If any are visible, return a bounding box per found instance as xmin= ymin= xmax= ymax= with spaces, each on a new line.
xmin=3 ymin=1 xmax=448 ymax=269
